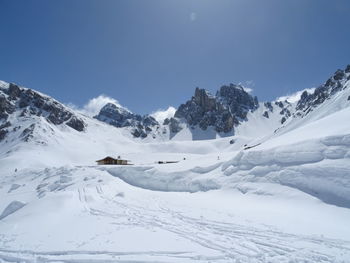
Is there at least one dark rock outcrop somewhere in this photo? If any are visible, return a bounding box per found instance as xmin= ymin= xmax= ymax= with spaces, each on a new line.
xmin=174 ymin=84 xmax=258 ymax=133
xmin=345 ymin=65 xmax=350 ymax=73
xmin=21 ymin=124 xmax=35 ymax=142
xmin=0 ymin=121 xmax=11 ymax=130
xmin=167 ymin=118 xmax=182 ymax=133
xmin=95 ymin=103 xmax=159 ymax=138
xmin=263 ymin=111 xmax=269 ymax=118
xmin=296 ymin=67 xmax=349 ymax=114
xmin=280 ymin=108 xmax=291 ymax=118
xmin=131 ymin=128 xmax=147 ymax=138
xmin=8 ymin=83 xmax=21 ymax=100
xmin=19 ymin=89 xmax=85 ymax=130
xmin=0 ymin=83 xmax=86 ymax=133
xmin=0 ymin=95 xmax=15 ymax=119
xmin=264 ymin=102 xmax=273 ymax=112
xmin=333 ymin=70 xmax=345 ymax=81
xmin=216 ymin=84 xmax=258 ymax=120
xmin=0 ymin=120 xmax=11 ymax=141
xmin=66 ymin=116 xmax=85 ymax=132
xmin=275 ymin=101 xmax=284 ymax=108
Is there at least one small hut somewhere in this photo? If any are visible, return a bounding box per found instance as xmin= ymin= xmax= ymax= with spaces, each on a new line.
xmin=96 ymin=156 xmax=129 ymax=165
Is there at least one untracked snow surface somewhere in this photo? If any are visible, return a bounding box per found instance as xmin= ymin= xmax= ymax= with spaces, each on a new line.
xmin=0 ymin=79 xmax=350 ymax=262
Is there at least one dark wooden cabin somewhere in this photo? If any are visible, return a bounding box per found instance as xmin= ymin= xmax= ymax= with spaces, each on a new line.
xmin=96 ymin=157 xmax=129 ymax=165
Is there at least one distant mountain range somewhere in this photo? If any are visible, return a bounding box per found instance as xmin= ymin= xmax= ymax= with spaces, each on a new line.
xmin=94 ymin=64 xmax=350 ymax=138
xmin=0 ymin=64 xmax=349 ymax=143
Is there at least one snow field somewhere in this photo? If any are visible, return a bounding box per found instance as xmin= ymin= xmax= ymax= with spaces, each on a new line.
xmin=1 ymin=166 xmax=350 ymax=262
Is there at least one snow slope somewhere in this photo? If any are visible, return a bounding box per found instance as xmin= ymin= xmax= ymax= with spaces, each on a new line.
xmin=0 ymin=75 xmax=350 ymax=262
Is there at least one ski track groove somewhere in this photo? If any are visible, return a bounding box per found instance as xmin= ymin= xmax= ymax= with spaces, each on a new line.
xmin=1 ymin=178 xmax=350 ymax=262
xmin=85 ymin=186 xmax=350 ymax=262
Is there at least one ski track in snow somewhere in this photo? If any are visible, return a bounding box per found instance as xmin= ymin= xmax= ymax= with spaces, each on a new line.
xmin=1 ymin=169 xmax=350 ymax=263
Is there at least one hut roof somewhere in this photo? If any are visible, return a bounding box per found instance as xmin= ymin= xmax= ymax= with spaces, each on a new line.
xmin=96 ymin=156 xmax=130 ymax=162
xmin=96 ymin=156 xmax=116 ymax=162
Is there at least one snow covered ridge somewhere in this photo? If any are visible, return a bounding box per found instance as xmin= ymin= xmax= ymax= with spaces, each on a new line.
xmin=295 ymin=65 xmax=350 ymax=116
xmin=93 ymin=65 xmax=350 ymax=139
xmin=0 ymin=82 xmax=86 ymax=144
xmin=1 ymin=64 xmax=349 ymax=142
xmin=95 ymin=102 xmax=159 ymax=138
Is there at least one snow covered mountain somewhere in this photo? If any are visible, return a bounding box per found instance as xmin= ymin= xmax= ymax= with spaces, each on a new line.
xmin=0 ymin=81 xmax=86 ymax=147
xmin=173 ymin=85 xmax=258 ymax=133
xmin=0 ymin=65 xmax=350 ymax=262
xmin=95 ymin=102 xmax=159 ymax=138
xmin=93 ymin=84 xmax=292 ymax=139
xmin=92 ymin=65 xmax=350 ymax=141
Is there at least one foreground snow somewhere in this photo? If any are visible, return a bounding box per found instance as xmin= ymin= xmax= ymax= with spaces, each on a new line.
xmin=1 ymin=117 xmax=350 ymax=262
xmin=1 ymin=165 xmax=350 ymax=263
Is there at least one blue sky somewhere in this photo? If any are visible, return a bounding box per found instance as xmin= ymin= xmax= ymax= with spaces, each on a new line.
xmin=1 ymin=0 xmax=349 ymax=114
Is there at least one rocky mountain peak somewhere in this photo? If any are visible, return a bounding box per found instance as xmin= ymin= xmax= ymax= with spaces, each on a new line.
xmin=217 ymin=84 xmax=259 ymax=120
xmin=345 ymin=64 xmax=350 ymax=74
xmin=97 ymin=103 xmax=133 ymax=123
xmin=193 ymin=87 xmax=217 ymax=112
xmin=94 ymin=102 xmax=159 ymax=138
xmin=174 ymin=84 xmax=259 ymax=133
xmin=296 ymin=65 xmax=350 ymax=115
xmin=0 ymin=82 xmax=86 ymax=142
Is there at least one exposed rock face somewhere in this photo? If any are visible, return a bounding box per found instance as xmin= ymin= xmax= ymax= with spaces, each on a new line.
xmin=266 ymin=100 xmax=292 ymax=124
xmin=264 ymin=102 xmax=273 ymax=112
xmin=21 ymin=123 xmax=35 ymax=142
xmin=275 ymin=101 xmax=284 ymax=108
xmin=193 ymin=88 xmax=217 ymax=112
xmin=296 ymin=66 xmax=350 ymax=115
xmin=0 ymin=83 xmax=86 ymax=142
xmin=93 ymin=67 xmax=349 ymax=138
xmin=0 ymin=128 xmax=8 ymax=141
xmin=175 ymin=88 xmax=225 ymax=131
xmin=280 ymin=107 xmax=291 ymax=118
xmin=95 ymin=103 xmax=159 ymax=138
xmin=163 ymin=117 xmax=182 ymax=133
xmin=8 ymin=83 xmax=21 ymax=100
xmin=66 ymin=116 xmax=86 ymax=131
xmin=96 ymin=84 xmax=260 ymax=137
xmin=174 ymin=84 xmax=258 ymax=133
xmin=346 ymin=65 xmax=350 ymax=73
xmin=18 ymin=89 xmax=86 ymax=131
xmin=0 ymin=95 xmax=15 ymax=119
xmin=95 ymin=103 xmax=134 ymax=127
xmin=216 ymin=84 xmax=258 ymax=120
